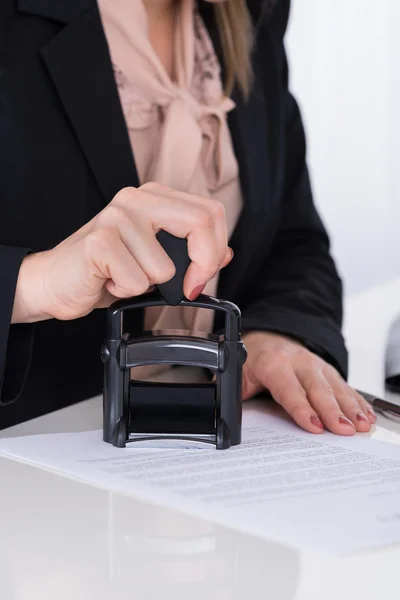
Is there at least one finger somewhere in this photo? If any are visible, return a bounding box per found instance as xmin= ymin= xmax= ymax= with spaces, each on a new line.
xmin=98 ymin=205 xmax=176 ymax=285
xmin=219 ymin=247 xmax=234 ymax=269
xmin=143 ymin=186 xmax=228 ymax=297
xmin=140 ymin=182 xmax=230 ymax=268
xmin=355 ymin=391 xmax=377 ymax=424
xmin=170 ymin=191 xmax=231 ymax=275
xmin=87 ymin=229 xmax=150 ymax=298
xmin=324 ymin=367 xmax=375 ymax=431
xmin=121 ymin=186 xmax=229 ymax=296
xmin=297 ymin=367 xmax=356 ymax=436
xmin=95 ymin=284 xmax=156 ymax=310
xmin=257 ymin=357 xmax=325 ymax=433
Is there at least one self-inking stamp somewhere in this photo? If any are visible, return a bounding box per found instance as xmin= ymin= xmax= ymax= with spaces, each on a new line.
xmin=102 ymin=231 xmax=247 ymax=449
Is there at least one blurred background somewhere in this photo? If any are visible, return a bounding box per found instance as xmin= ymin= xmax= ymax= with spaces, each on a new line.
xmin=286 ymin=0 xmax=400 ymax=297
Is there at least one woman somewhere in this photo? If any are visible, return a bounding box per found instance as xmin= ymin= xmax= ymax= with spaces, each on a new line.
xmin=0 ymin=0 xmax=376 ymax=434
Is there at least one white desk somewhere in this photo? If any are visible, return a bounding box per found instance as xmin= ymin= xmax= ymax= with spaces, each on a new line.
xmin=1 ymin=279 xmax=400 ymax=600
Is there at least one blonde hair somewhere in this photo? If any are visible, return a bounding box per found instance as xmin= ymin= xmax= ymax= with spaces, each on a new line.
xmin=213 ymin=0 xmax=254 ymax=98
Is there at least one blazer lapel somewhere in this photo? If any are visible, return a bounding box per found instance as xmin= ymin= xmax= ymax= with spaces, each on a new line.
xmin=20 ymin=0 xmax=139 ymax=204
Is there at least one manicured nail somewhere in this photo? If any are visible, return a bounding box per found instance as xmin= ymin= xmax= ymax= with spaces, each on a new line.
xmin=356 ymin=412 xmax=369 ymax=422
xmin=189 ymin=283 xmax=206 ymax=301
xmin=310 ymin=415 xmax=324 ymax=429
xmin=339 ymin=416 xmax=355 ymax=428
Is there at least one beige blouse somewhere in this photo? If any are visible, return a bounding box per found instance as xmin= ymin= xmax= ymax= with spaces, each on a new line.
xmin=98 ymin=0 xmax=243 ymax=380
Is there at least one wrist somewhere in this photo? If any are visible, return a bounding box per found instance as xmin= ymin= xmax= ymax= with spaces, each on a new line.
xmin=242 ymin=330 xmax=305 ymax=356
xmin=242 ymin=330 xmax=277 ymax=347
xmin=11 ymin=252 xmax=53 ymax=324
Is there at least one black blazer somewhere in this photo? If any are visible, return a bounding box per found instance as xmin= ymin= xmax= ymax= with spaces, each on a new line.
xmin=0 ymin=0 xmax=347 ymax=429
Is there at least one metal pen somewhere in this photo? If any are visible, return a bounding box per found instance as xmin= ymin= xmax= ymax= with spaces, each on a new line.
xmin=357 ymin=390 xmax=400 ymax=422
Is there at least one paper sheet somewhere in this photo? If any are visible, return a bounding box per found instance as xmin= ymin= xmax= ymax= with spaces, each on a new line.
xmin=2 ymin=404 xmax=400 ymax=555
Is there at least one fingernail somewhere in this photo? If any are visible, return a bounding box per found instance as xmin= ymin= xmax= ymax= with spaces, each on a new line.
xmin=356 ymin=412 xmax=369 ymax=422
xmin=367 ymin=408 xmax=376 ymax=419
xmin=310 ymin=415 xmax=324 ymax=429
xmin=339 ymin=416 xmax=355 ymax=428
xmin=189 ymin=283 xmax=206 ymax=301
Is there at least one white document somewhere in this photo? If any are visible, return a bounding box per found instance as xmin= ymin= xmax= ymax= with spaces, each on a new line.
xmin=1 ymin=404 xmax=400 ymax=555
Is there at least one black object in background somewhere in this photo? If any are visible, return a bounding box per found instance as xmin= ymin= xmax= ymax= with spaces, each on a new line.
xmin=357 ymin=390 xmax=400 ymax=417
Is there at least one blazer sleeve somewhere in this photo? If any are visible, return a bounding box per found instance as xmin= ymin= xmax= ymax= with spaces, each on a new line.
xmin=0 ymin=4 xmax=35 ymax=405
xmin=241 ymin=1 xmax=348 ymax=379
xmin=0 ymin=246 xmax=34 ymax=405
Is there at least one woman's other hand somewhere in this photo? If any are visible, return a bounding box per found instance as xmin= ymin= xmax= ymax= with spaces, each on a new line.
xmin=242 ymin=331 xmax=377 ymax=435
xmin=12 ymin=183 xmax=232 ymax=323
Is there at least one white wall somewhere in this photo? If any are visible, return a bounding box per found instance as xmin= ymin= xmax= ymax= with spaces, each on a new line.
xmin=285 ymin=0 xmax=400 ymax=296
